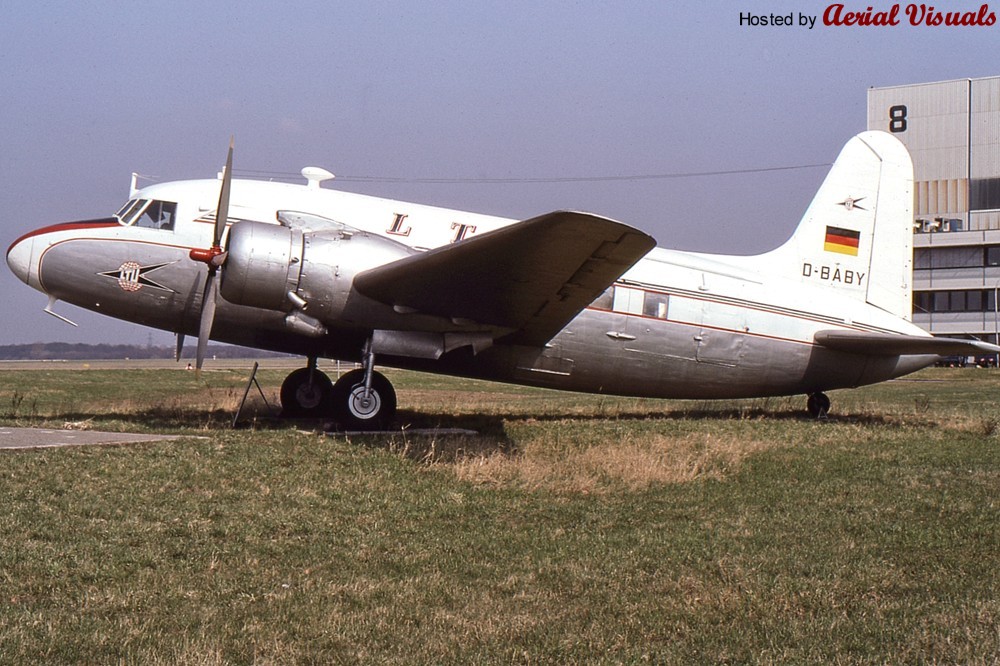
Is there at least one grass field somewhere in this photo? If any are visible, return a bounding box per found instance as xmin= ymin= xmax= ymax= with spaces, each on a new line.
xmin=0 ymin=363 xmax=998 ymax=664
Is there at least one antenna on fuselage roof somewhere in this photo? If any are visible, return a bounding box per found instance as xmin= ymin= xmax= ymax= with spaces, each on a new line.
xmin=301 ymin=166 xmax=335 ymax=189
xmin=129 ymin=172 xmax=158 ymax=197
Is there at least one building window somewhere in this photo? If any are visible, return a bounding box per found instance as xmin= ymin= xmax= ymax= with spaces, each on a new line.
xmin=971 ymin=178 xmax=1000 ymax=211
xmin=967 ymin=290 xmax=984 ymax=311
xmin=915 ymin=289 xmax=994 ymax=313
xmin=914 ymin=292 xmax=933 ymax=313
xmin=947 ymin=291 xmax=966 ymax=312
xmin=934 ymin=247 xmax=985 ymax=268
xmin=913 ymin=246 xmax=1000 ymax=270
xmin=933 ymin=292 xmax=950 ymax=312
xmin=987 ymin=247 xmax=1000 ymax=267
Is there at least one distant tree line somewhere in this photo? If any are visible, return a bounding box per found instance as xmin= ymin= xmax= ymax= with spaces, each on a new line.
xmin=0 ymin=343 xmax=292 ymax=361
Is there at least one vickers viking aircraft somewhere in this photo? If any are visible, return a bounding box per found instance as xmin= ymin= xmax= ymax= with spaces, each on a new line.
xmin=7 ymin=131 xmax=998 ymax=427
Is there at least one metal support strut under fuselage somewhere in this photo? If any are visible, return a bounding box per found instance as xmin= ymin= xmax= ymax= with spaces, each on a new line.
xmin=306 ymin=354 xmax=318 ymax=389
xmin=361 ymin=337 xmax=375 ymax=405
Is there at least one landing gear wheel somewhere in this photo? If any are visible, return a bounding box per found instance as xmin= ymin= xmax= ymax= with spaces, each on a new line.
xmin=807 ymin=392 xmax=831 ymax=419
xmin=280 ymin=367 xmax=333 ymax=418
xmin=331 ymin=369 xmax=397 ymax=431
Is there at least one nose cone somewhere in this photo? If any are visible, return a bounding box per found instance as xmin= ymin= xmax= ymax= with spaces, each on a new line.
xmin=6 ymin=235 xmax=33 ymax=285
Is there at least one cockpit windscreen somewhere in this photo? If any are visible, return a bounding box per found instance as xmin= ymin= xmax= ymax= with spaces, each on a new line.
xmin=115 ymin=199 xmax=177 ymax=230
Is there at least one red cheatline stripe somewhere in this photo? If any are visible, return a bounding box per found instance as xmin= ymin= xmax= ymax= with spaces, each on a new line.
xmin=7 ymin=218 xmax=119 ymax=255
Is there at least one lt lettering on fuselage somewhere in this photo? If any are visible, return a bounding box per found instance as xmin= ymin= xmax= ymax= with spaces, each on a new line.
xmin=386 ymin=212 xmax=479 ymax=243
xmin=801 ymin=262 xmax=865 ymax=286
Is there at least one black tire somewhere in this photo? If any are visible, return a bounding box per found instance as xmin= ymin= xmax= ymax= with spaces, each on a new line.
xmin=807 ymin=392 xmax=831 ymax=419
xmin=330 ymin=369 xmax=397 ymax=431
xmin=280 ymin=367 xmax=333 ymax=418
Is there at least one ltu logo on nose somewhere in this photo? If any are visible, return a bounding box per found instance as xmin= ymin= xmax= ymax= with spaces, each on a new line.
xmin=99 ymin=261 xmax=176 ymax=293
xmin=117 ymin=262 xmax=142 ymax=291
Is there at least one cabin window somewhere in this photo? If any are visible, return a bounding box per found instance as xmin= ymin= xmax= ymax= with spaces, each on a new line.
xmin=612 ymin=287 xmax=645 ymax=315
xmin=643 ymin=292 xmax=669 ymax=319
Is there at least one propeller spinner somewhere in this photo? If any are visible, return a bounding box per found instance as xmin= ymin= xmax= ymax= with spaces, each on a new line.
xmin=188 ymin=137 xmax=234 ymax=370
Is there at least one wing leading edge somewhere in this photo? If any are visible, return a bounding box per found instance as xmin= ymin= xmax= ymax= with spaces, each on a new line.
xmin=815 ymin=330 xmax=1000 ymax=356
xmin=354 ymin=211 xmax=656 ymax=346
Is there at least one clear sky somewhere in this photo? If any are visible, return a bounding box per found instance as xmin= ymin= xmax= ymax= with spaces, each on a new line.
xmin=1 ymin=0 xmax=997 ymax=345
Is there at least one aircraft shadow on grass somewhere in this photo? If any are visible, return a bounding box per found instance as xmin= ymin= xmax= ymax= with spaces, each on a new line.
xmin=28 ymin=401 xmax=900 ymax=435
xmin=14 ymin=400 xmax=902 ymax=466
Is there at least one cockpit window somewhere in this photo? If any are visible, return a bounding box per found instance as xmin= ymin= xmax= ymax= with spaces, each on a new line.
xmin=115 ymin=199 xmax=146 ymax=225
xmin=138 ymin=200 xmax=176 ymax=230
xmin=114 ymin=199 xmax=177 ymax=230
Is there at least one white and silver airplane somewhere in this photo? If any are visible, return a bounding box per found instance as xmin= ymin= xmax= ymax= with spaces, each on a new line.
xmin=7 ymin=131 xmax=998 ymax=427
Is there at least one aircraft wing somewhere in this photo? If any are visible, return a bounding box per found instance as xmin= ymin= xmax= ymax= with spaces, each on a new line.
xmin=354 ymin=211 xmax=656 ymax=346
xmin=814 ymin=330 xmax=1000 ymax=356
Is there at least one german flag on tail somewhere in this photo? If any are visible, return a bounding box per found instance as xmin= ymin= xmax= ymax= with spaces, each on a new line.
xmin=824 ymin=226 xmax=860 ymax=256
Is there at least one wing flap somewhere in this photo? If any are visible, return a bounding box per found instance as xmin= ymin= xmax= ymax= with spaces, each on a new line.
xmin=815 ymin=329 xmax=1000 ymax=356
xmin=354 ymin=211 xmax=656 ymax=346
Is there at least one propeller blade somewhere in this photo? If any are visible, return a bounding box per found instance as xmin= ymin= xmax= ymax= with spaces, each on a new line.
xmin=214 ymin=136 xmax=234 ymax=248
xmin=194 ymin=137 xmax=234 ymax=372
xmin=196 ymin=271 xmax=217 ymax=371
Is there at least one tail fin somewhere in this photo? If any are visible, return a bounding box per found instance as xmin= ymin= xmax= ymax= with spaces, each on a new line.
xmin=759 ymin=131 xmax=914 ymax=320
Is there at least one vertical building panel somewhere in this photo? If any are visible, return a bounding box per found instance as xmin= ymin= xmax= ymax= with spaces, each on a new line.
xmin=868 ymin=80 xmax=970 ymax=183
xmin=971 ymin=77 xmax=1000 ymax=178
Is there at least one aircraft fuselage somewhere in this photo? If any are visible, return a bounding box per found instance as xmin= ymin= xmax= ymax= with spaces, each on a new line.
xmin=7 ymin=172 xmax=934 ymax=402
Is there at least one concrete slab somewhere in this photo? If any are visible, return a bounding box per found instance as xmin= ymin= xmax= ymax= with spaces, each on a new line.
xmin=0 ymin=427 xmax=185 ymax=451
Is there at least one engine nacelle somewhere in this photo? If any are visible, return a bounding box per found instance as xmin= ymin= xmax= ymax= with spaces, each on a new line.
xmin=219 ymin=221 xmax=300 ymax=311
xmin=219 ymin=217 xmax=414 ymax=329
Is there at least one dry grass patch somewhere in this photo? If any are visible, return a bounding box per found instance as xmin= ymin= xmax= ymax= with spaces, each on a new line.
xmin=452 ymin=430 xmax=780 ymax=493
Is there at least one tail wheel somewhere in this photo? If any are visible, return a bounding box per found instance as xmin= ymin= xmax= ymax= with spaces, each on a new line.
xmin=280 ymin=367 xmax=333 ymax=418
xmin=807 ymin=392 xmax=831 ymax=419
xmin=331 ymin=369 xmax=396 ymax=431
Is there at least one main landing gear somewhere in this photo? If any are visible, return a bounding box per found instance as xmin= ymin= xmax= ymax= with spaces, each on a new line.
xmin=806 ymin=392 xmax=831 ymax=419
xmin=279 ymin=343 xmax=397 ymax=430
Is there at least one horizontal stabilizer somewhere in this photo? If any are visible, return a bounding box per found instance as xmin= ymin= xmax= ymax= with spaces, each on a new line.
xmin=355 ymin=211 xmax=656 ymax=346
xmin=815 ymin=330 xmax=1000 ymax=356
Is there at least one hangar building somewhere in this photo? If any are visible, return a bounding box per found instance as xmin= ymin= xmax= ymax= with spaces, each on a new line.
xmin=867 ymin=77 xmax=1000 ymax=343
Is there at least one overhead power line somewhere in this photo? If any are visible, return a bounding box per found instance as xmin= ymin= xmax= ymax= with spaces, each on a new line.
xmin=233 ymin=162 xmax=831 ymax=185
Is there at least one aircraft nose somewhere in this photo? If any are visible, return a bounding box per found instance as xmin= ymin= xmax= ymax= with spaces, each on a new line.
xmin=6 ymin=235 xmax=33 ymax=285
